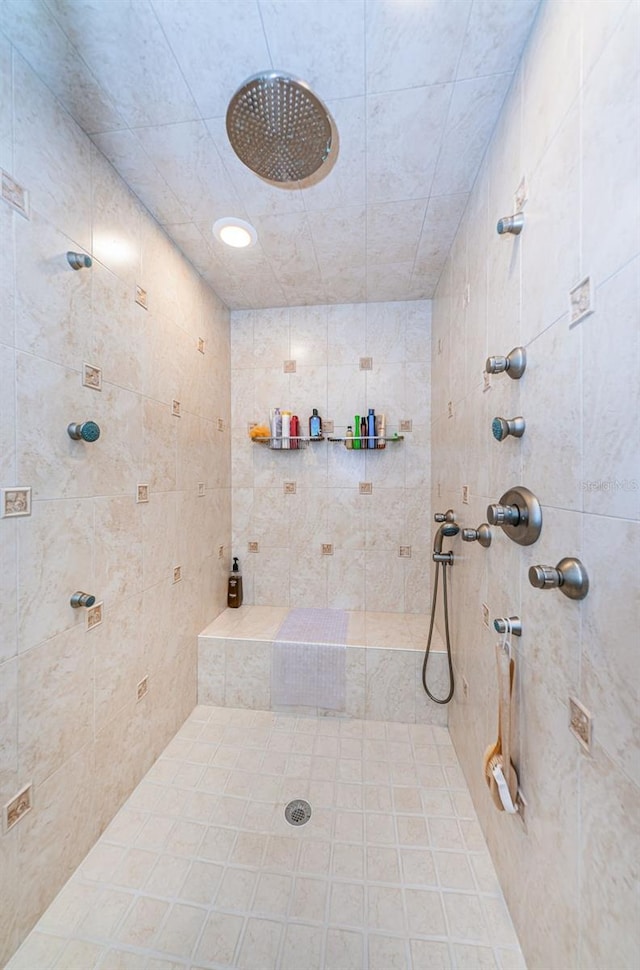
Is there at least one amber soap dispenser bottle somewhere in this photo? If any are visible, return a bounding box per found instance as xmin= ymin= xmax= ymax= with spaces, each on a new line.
xmin=227 ymin=557 xmax=243 ymax=608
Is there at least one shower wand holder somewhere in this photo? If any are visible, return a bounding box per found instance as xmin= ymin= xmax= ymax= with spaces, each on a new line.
xmin=487 ymin=486 xmax=542 ymax=546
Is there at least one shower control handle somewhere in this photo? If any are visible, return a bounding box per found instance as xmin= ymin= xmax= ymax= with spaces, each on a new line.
xmin=461 ymin=524 xmax=492 ymax=548
xmin=487 ymin=503 xmax=520 ymax=527
xmin=497 ymin=212 xmax=525 ymax=235
xmin=434 ymin=509 xmax=456 ymax=524
xmin=70 ymin=591 xmax=96 ymax=609
xmin=485 ymin=346 xmax=526 ymax=380
xmin=492 ymin=416 xmax=525 ymax=442
xmin=528 ymin=558 xmax=589 ymax=600
xmin=486 ymin=486 xmax=542 ymax=546
xmin=67 ymin=251 xmax=92 ymax=270
xmin=494 ymin=616 xmax=522 ymax=637
xmin=68 ymin=421 xmax=101 ymax=442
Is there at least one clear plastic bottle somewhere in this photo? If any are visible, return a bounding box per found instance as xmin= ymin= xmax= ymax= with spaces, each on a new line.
xmin=345 ymin=425 xmax=353 ymax=449
xmin=271 ymin=407 xmax=282 ymax=449
xmin=309 ymin=408 xmax=322 ymax=438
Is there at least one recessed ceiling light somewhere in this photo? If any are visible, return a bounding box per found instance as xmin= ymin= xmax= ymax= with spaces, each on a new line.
xmin=212 ymin=217 xmax=257 ymax=249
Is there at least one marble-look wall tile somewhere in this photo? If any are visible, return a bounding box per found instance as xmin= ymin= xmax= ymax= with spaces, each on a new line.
xmin=433 ymin=5 xmax=638 ymax=967
xmin=231 ymin=301 xmax=431 ymax=611
xmin=0 ymin=655 xmax=18 ymax=804
xmin=18 ymin=625 xmax=93 ymax=785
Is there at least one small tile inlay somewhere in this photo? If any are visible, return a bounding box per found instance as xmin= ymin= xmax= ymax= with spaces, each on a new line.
xmin=1 ymin=170 xmax=29 ymax=218
xmin=483 ymin=371 xmax=492 ymax=392
xmin=359 ymin=357 xmax=373 ymax=371
xmin=248 ymin=541 xmax=259 ymax=553
xmin=569 ymin=696 xmax=593 ymax=752
xmin=515 ymin=174 xmax=528 ymax=211
xmin=569 ymin=276 xmax=594 ymax=325
xmin=82 ymin=362 xmax=102 ymax=391
xmin=321 ymin=543 xmax=334 ymax=555
xmin=217 ymin=418 xmax=225 ymax=432
xmin=218 ymin=545 xmax=224 ymax=559
xmin=2 ymin=487 xmax=31 ymax=518
xmin=198 ymin=482 xmax=205 ymax=497
xmin=136 ymin=484 xmax=149 ymax=503
xmin=283 ymin=359 xmax=296 ymax=373
xmin=462 ymin=485 xmax=469 ymax=504
xmin=399 ymin=419 xmax=413 ymax=433
xmin=3 ymin=784 xmax=32 ymax=833
xmin=359 ymin=482 xmax=373 ymax=495
xmin=136 ymin=676 xmax=149 ymax=701
xmin=87 ymin=602 xmax=103 ymax=631
xmin=448 ymin=401 xmax=453 ymax=419
xmin=135 ymin=284 xmax=148 ymax=309
xmin=173 ymin=566 xmax=182 ymax=583
xmin=172 ymin=400 xmax=181 ymax=417
xmin=399 ymin=545 xmax=412 ymax=558
xmin=197 ymin=337 xmax=205 ymax=354
xmin=283 ymin=481 xmax=296 ymax=494
xmin=323 ymin=419 xmax=334 ymax=434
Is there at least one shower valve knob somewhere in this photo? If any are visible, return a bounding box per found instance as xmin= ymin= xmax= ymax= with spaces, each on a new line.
xmin=70 ymin=591 xmax=96 ymax=608
xmin=492 ymin=416 xmax=525 ymax=442
xmin=67 ymin=421 xmax=101 ymax=442
xmin=496 ymin=212 xmax=525 ymax=236
xmin=485 ymin=346 xmax=526 ymax=380
xmin=66 ymin=251 xmax=92 ymax=270
xmin=528 ymin=558 xmax=589 ymax=600
xmin=487 ymin=503 xmax=520 ymax=527
xmin=461 ymin=525 xmax=492 ymax=548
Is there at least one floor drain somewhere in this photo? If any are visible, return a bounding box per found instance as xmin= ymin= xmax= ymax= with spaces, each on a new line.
xmin=285 ymin=799 xmax=312 ymax=826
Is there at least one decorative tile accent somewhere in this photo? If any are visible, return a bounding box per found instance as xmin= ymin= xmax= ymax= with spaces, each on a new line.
xmin=218 ymin=545 xmax=224 ymax=559
xmin=136 ymin=676 xmax=149 ymax=701
xmin=197 ymin=337 xmax=205 ymax=354
xmin=399 ymin=545 xmax=412 ymax=558
xmin=321 ymin=543 xmax=334 ymax=555
xmin=82 ymin=363 xmax=102 ymax=391
xmin=283 ymin=481 xmax=296 ymax=494
xmin=2 ymin=487 xmax=32 ymax=518
xmin=515 ymin=174 xmax=528 ymax=211
xmin=482 ymin=603 xmax=490 ymax=628
xmin=569 ymin=696 xmax=593 ymax=752
xmin=173 ymin=566 xmax=182 ymax=584
xmin=172 ymin=400 xmax=181 ymax=417
xmin=198 ymin=482 xmax=205 ymax=497
xmin=437 ymin=338 xmax=443 ymax=356
xmin=359 ymin=482 xmax=373 ymax=495
xmin=399 ymin=419 xmax=413 ymax=433
xmin=248 ymin=541 xmax=259 ymax=553
xmin=483 ymin=371 xmax=492 ymax=392
xmin=3 ymin=783 xmax=33 ymax=833
xmin=359 ymin=357 xmax=373 ymax=371
xmin=462 ymin=485 xmax=469 ymax=504
xmin=569 ymin=276 xmax=594 ymax=325
xmin=323 ymin=419 xmax=334 ymax=434
xmin=1 ymin=170 xmax=29 ymax=218
xmin=448 ymin=401 xmax=453 ymax=419
xmin=463 ymin=282 xmax=471 ymax=307
xmin=283 ymin=359 xmax=296 ymax=373
xmin=87 ymin=602 xmax=103 ymax=631
xmin=217 ymin=418 xmax=225 ymax=432
xmin=135 ymin=284 xmax=148 ymax=309
xmin=136 ymin=484 xmax=149 ymax=503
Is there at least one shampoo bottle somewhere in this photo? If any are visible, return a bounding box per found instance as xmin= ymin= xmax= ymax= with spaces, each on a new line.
xmin=367 ymin=408 xmax=376 ymax=448
xmin=271 ymin=407 xmax=282 ymax=449
xmin=290 ymin=414 xmax=299 ymax=449
xmin=227 ymin=557 xmax=243 ymax=608
xmin=354 ymin=414 xmax=360 ymax=449
xmin=281 ymin=410 xmax=291 ymax=449
xmin=309 ymin=408 xmax=322 ymax=438
xmin=345 ymin=425 xmax=353 ymax=449
xmin=376 ymin=413 xmax=386 ymax=448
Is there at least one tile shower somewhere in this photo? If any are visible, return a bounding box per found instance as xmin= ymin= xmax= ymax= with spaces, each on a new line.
xmin=1 ymin=3 xmax=639 ymax=970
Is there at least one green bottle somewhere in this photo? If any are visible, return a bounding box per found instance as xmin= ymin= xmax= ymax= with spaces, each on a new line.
xmin=354 ymin=414 xmax=360 ymax=449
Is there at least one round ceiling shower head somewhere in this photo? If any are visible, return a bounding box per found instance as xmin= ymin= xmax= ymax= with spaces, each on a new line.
xmin=226 ymin=71 xmax=335 ymax=187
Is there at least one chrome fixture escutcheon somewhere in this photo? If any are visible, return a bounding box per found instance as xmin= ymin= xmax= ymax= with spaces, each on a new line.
xmin=487 ymin=485 xmax=542 ymax=546
xmin=485 ymin=346 xmax=527 ymax=380
xmin=528 ymin=558 xmax=589 ymax=600
xmin=462 ymin=524 xmax=492 ymax=548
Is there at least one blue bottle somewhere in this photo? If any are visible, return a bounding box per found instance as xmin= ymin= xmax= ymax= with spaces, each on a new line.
xmin=367 ymin=408 xmax=376 ymax=448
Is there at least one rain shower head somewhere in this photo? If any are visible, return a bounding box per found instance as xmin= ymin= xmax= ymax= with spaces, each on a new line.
xmin=226 ymin=71 xmax=335 ymax=187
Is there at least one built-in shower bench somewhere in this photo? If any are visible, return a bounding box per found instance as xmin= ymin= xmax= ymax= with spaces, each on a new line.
xmin=197 ymin=606 xmax=448 ymax=726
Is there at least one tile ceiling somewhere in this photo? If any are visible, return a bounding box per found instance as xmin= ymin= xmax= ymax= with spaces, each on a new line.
xmin=2 ymin=0 xmax=540 ymax=309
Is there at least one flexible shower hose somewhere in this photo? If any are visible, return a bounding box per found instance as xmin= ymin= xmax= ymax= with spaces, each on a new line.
xmin=421 ymin=560 xmax=454 ymax=704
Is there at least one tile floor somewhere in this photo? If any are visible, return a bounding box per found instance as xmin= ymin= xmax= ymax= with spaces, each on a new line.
xmin=7 ymin=706 xmax=526 ymax=970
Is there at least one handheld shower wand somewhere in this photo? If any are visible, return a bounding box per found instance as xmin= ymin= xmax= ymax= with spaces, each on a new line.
xmin=423 ymin=513 xmax=460 ymax=705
